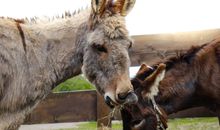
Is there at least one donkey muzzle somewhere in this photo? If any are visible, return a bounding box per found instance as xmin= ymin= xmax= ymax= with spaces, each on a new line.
xmin=117 ymin=91 xmax=138 ymax=104
xmin=104 ymin=92 xmax=138 ymax=108
xmin=123 ymin=92 xmax=138 ymax=105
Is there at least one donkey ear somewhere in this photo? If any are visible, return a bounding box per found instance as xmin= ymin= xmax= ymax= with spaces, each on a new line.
xmin=142 ymin=63 xmax=166 ymax=98
xmin=135 ymin=63 xmax=155 ymax=81
xmin=144 ymin=63 xmax=166 ymax=85
xmin=91 ymin=0 xmax=107 ymax=15
xmin=91 ymin=0 xmax=135 ymax=16
xmin=112 ymin=0 xmax=136 ymax=16
xmin=136 ymin=64 xmax=148 ymax=75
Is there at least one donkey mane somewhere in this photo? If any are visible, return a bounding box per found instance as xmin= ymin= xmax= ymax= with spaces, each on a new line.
xmin=0 ymin=7 xmax=88 ymax=24
xmin=159 ymin=43 xmax=208 ymax=70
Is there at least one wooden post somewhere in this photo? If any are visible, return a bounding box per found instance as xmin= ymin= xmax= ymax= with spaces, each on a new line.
xmin=97 ymin=92 xmax=112 ymax=129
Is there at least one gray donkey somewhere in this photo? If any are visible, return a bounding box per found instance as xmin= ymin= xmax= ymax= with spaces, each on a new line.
xmin=0 ymin=0 xmax=137 ymax=129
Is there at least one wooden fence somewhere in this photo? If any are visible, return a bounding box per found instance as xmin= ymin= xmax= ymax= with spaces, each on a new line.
xmin=24 ymin=28 xmax=220 ymax=127
xmin=130 ymin=28 xmax=220 ymax=66
xmin=24 ymin=90 xmax=216 ymax=125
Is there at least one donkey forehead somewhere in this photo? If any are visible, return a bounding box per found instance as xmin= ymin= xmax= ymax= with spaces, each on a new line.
xmin=88 ymin=24 xmax=130 ymax=46
xmin=102 ymin=14 xmax=129 ymax=39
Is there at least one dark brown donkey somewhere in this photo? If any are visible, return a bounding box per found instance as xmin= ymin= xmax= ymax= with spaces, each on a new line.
xmin=121 ymin=38 xmax=220 ymax=130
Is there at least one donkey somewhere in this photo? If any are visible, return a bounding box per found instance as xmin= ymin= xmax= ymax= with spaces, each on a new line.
xmin=121 ymin=38 xmax=220 ymax=130
xmin=0 ymin=0 xmax=137 ymax=129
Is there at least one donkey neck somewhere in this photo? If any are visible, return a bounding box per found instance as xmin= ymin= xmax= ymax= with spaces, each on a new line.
xmin=155 ymin=61 xmax=198 ymax=114
xmin=22 ymin=10 xmax=90 ymax=87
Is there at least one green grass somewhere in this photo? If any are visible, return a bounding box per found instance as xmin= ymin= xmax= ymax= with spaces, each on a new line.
xmin=53 ymin=75 xmax=95 ymax=92
xmin=167 ymin=117 xmax=220 ymax=130
xmin=58 ymin=117 xmax=219 ymax=130
xmin=58 ymin=122 xmax=97 ymax=130
xmin=58 ymin=121 xmax=122 ymax=130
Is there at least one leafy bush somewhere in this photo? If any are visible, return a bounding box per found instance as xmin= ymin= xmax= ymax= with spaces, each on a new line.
xmin=53 ymin=75 xmax=95 ymax=92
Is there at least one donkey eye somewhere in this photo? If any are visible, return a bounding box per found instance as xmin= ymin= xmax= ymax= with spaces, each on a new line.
xmin=93 ymin=44 xmax=108 ymax=53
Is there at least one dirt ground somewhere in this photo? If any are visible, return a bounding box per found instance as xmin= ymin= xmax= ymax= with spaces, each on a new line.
xmin=19 ymin=122 xmax=84 ymax=130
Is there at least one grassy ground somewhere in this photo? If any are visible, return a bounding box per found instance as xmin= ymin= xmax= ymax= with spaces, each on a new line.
xmin=168 ymin=117 xmax=219 ymax=130
xmin=58 ymin=117 xmax=219 ymax=130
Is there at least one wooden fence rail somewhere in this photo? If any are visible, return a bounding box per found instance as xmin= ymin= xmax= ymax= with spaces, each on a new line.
xmin=24 ymin=28 xmax=220 ymax=127
xmin=24 ymin=91 xmax=216 ymax=125
xmin=25 ymin=90 xmax=98 ymax=124
xmin=130 ymin=28 xmax=220 ymax=66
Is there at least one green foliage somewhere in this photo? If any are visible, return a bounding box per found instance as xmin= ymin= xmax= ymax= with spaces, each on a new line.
xmin=53 ymin=75 xmax=95 ymax=92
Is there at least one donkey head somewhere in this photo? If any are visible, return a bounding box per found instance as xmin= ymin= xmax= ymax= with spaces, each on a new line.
xmin=122 ymin=64 xmax=167 ymax=130
xmin=82 ymin=0 xmax=137 ymax=108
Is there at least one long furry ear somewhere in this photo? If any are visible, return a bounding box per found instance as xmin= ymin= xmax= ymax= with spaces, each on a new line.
xmin=89 ymin=0 xmax=135 ymax=29
xmin=135 ymin=64 xmax=155 ymax=81
xmin=131 ymin=64 xmax=154 ymax=90
xmin=137 ymin=64 xmax=150 ymax=76
xmin=131 ymin=64 xmax=148 ymax=90
xmin=90 ymin=0 xmax=107 ymax=30
xmin=142 ymin=63 xmax=166 ymax=98
xmin=113 ymin=0 xmax=136 ymax=16
xmin=92 ymin=0 xmax=135 ymax=16
xmin=91 ymin=0 xmax=107 ymax=15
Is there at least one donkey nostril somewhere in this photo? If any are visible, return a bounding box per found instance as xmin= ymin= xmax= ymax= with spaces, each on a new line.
xmin=104 ymin=96 xmax=115 ymax=108
xmin=118 ymin=92 xmax=129 ymax=101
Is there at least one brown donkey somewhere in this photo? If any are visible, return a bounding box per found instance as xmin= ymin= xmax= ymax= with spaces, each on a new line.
xmin=0 ymin=0 xmax=137 ymax=129
xmin=121 ymin=38 xmax=220 ymax=130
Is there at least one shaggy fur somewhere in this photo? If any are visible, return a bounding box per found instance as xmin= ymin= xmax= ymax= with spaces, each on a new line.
xmin=122 ymin=38 xmax=220 ymax=130
xmin=0 ymin=0 xmax=136 ymax=129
